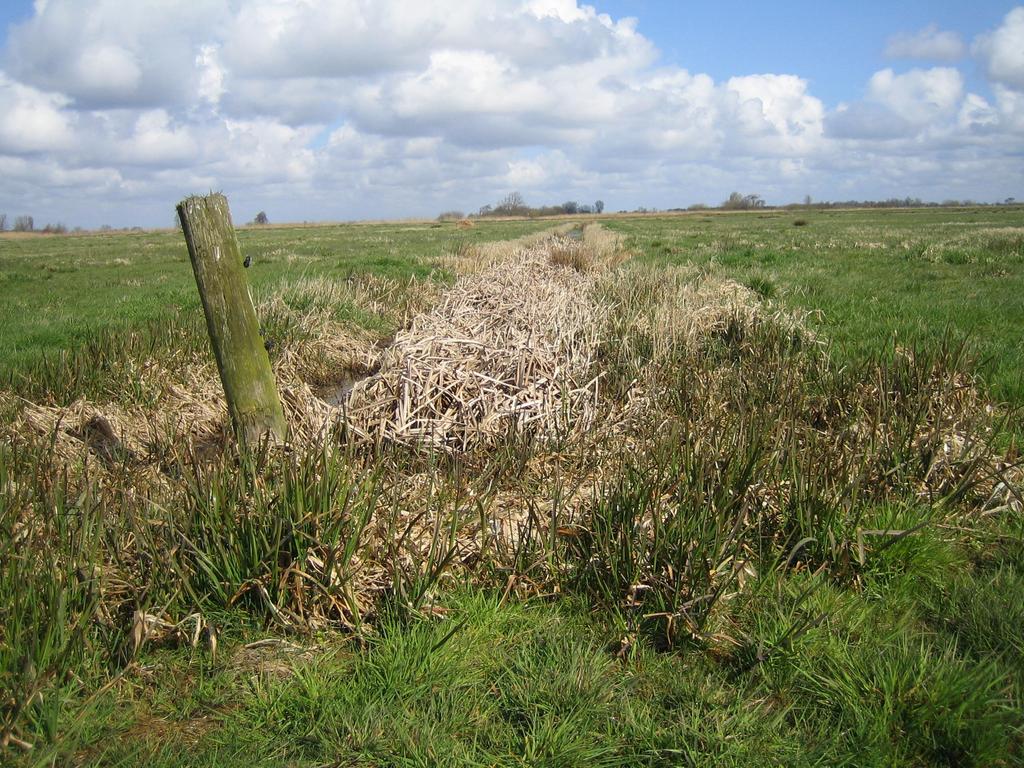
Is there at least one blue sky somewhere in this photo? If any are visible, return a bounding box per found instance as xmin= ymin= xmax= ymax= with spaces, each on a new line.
xmin=1 ymin=1 xmax=1022 ymax=227
xmin=599 ymin=1 xmax=1019 ymax=100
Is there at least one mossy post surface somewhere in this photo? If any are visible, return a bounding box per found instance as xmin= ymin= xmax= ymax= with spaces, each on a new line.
xmin=177 ymin=194 xmax=286 ymax=445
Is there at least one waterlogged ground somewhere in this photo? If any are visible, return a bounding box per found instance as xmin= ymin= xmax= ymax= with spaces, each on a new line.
xmin=2 ymin=209 xmax=1023 ymax=766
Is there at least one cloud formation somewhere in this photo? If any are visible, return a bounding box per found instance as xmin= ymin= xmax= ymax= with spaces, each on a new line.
xmin=0 ymin=1 xmax=1022 ymax=227
xmin=974 ymin=7 xmax=1024 ymax=90
xmin=884 ymin=24 xmax=966 ymax=61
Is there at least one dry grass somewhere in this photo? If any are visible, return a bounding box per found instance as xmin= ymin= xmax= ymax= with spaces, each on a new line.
xmin=5 ymin=222 xmax=1015 ymax=547
xmin=343 ymin=239 xmax=604 ymax=450
xmin=440 ymin=224 xmax=577 ymax=273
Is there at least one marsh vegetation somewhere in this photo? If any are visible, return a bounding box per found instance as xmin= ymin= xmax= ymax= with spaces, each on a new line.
xmin=1 ymin=209 xmax=1022 ymax=765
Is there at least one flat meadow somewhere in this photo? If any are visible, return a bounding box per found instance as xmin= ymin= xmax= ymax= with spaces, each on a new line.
xmin=609 ymin=207 xmax=1024 ymax=406
xmin=1 ymin=208 xmax=1022 ymax=766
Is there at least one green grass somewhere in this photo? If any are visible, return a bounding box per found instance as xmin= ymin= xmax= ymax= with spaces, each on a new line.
xmin=605 ymin=207 xmax=1024 ymax=405
xmin=3 ymin=210 xmax=1024 ymax=765
xmin=27 ymin=552 xmax=1024 ymax=767
xmin=0 ymin=219 xmax=555 ymax=398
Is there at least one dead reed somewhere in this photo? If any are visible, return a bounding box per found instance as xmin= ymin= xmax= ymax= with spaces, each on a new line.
xmin=343 ymin=238 xmax=604 ymax=450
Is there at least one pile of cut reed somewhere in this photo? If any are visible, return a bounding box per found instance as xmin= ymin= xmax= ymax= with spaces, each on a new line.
xmin=343 ymin=237 xmax=604 ymax=450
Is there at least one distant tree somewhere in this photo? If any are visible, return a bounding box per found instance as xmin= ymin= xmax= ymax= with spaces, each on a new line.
xmin=253 ymin=211 xmax=269 ymax=225
xmin=561 ymin=201 xmax=579 ymax=214
xmin=594 ymin=200 xmax=604 ymax=214
xmin=721 ymin=192 xmax=765 ymax=210
xmin=478 ymin=204 xmax=493 ymax=216
xmin=1006 ymin=197 xmax=1017 ymax=206
xmin=495 ymin=192 xmax=526 ymax=215
xmin=803 ymin=194 xmax=812 ymax=207
xmin=0 ymin=213 xmax=6 ymax=231
xmin=579 ymin=204 xmax=593 ymax=214
xmin=13 ymin=215 xmax=33 ymax=232
xmin=437 ymin=210 xmax=465 ymax=222
xmin=721 ymin=192 xmax=745 ymax=209
xmin=41 ymin=222 xmax=67 ymax=234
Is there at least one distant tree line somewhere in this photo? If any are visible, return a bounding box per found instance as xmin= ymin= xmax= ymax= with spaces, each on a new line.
xmin=659 ymin=194 xmax=1022 ymax=214
xmin=720 ymin=192 xmax=765 ymax=210
xmin=785 ymin=196 xmax=1019 ymax=210
xmin=462 ymin=192 xmax=606 ymax=220
xmin=713 ymin=191 xmax=1009 ymax=212
xmin=0 ymin=214 xmax=68 ymax=233
xmin=458 ymin=190 xmax=1019 ymax=222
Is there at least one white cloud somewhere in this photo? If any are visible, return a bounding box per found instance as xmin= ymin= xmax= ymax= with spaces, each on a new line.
xmin=825 ymin=102 xmax=912 ymax=141
xmin=121 ymin=110 xmax=198 ymax=167
xmin=0 ymin=73 xmax=74 ymax=153
xmin=885 ymin=24 xmax=965 ymax=61
xmin=0 ymin=0 xmax=1022 ymax=227
xmin=219 ymin=0 xmax=652 ymax=81
xmin=725 ymin=74 xmax=825 ymax=154
xmin=74 ymin=44 xmax=142 ymax=101
xmin=525 ymin=0 xmax=592 ymax=23
xmin=866 ymin=67 xmax=963 ymax=125
xmin=992 ymin=84 xmax=1024 ymax=132
xmin=974 ymin=7 xmax=1024 ymax=90
xmin=957 ymin=93 xmax=999 ymax=132
xmin=823 ymin=66 xmax=968 ymax=142
xmin=506 ymin=157 xmax=552 ymax=187
xmin=195 ymin=45 xmax=226 ymax=107
xmin=5 ymin=0 xmax=228 ymax=108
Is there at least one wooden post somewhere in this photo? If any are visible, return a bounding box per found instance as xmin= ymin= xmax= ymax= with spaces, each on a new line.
xmin=177 ymin=193 xmax=286 ymax=445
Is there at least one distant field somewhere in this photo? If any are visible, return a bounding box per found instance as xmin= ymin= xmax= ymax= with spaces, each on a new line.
xmin=4 ymin=208 xmax=1021 ymax=404
xmin=606 ymin=207 xmax=1024 ymax=405
xmin=0 ymin=218 xmax=555 ymax=394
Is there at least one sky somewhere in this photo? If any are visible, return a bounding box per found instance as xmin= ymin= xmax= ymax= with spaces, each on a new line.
xmin=0 ymin=1 xmax=1022 ymax=229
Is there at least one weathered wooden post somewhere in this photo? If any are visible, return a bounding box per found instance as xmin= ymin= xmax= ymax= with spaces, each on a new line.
xmin=176 ymin=193 xmax=286 ymax=445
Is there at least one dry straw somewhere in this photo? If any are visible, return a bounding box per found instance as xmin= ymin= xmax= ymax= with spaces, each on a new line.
xmin=342 ymin=234 xmax=607 ymax=450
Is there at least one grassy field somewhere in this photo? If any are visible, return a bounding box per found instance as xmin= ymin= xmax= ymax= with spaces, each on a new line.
xmin=1 ymin=209 xmax=1022 ymax=766
xmin=0 ymin=219 xmax=554 ymax=400
xmin=606 ymin=207 xmax=1024 ymax=406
